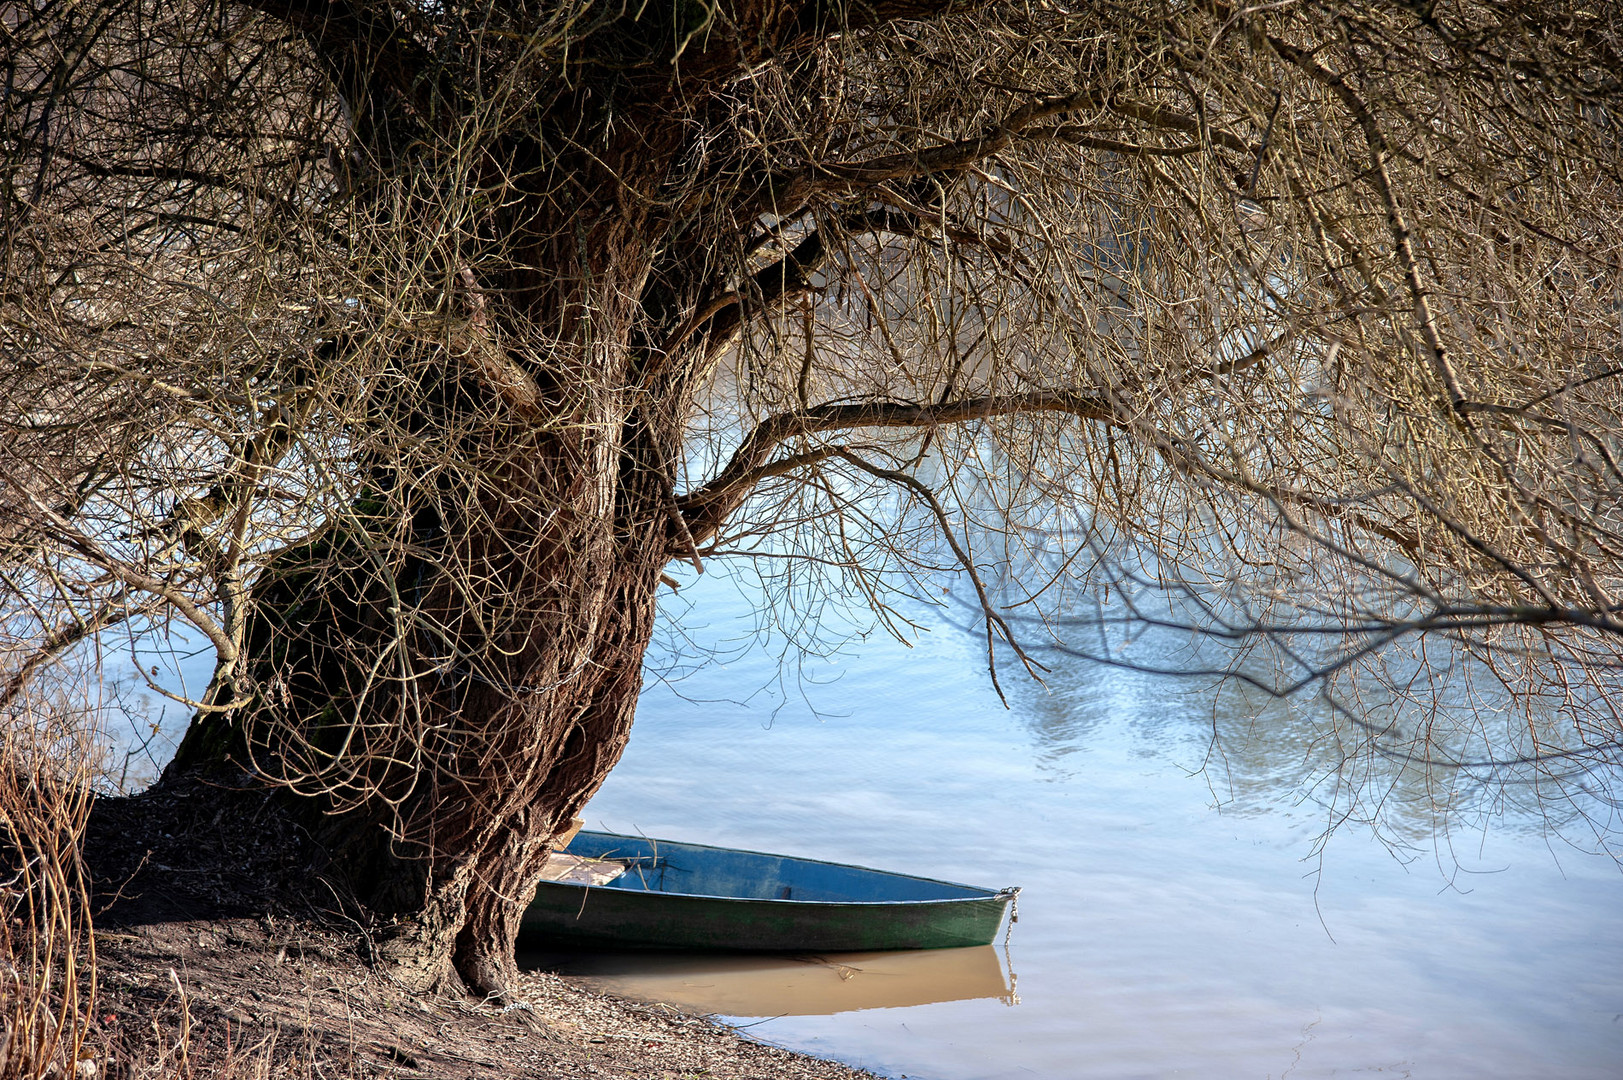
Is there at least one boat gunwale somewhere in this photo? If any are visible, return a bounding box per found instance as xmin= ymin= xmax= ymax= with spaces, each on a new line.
xmin=547 ymin=831 xmax=1019 ymax=907
xmin=529 ymin=883 xmax=1017 ymax=910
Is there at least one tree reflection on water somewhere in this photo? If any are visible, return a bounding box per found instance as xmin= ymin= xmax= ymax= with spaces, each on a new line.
xmin=985 ymin=565 xmax=1623 ymax=858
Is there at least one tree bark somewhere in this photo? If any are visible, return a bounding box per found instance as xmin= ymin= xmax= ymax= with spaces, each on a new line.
xmin=165 ymin=400 xmax=676 ymax=996
xmin=164 ymin=129 xmax=690 ymax=994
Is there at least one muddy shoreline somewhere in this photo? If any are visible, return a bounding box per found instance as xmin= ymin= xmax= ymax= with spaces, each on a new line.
xmin=81 ymin=783 xmax=883 ymax=1079
xmin=92 ymin=914 xmax=882 ymax=1079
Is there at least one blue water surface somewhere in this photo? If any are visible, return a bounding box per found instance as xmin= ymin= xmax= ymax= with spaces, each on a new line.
xmin=570 ymin=569 xmax=1623 ymax=1080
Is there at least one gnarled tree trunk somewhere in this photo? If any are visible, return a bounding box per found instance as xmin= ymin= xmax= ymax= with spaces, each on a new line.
xmin=165 ymin=126 xmax=697 ymax=995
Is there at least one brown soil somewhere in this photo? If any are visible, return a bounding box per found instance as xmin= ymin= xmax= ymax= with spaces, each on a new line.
xmin=81 ymin=783 xmax=883 ymax=1080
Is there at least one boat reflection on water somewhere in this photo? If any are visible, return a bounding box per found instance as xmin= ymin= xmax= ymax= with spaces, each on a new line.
xmin=519 ymin=945 xmax=1017 ymax=1016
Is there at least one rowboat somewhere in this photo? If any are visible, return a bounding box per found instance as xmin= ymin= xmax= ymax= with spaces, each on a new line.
xmin=519 ymin=831 xmax=1019 ymax=952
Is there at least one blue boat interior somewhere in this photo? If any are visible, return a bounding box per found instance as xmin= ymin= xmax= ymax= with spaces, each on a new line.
xmin=562 ymin=832 xmax=994 ymax=903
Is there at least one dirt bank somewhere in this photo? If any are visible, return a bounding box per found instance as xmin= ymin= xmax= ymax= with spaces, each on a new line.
xmin=91 ymin=916 xmax=879 ymax=1079
xmin=81 ymin=783 xmax=881 ymax=1080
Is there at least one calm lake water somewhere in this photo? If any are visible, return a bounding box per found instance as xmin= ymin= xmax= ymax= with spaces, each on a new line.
xmin=113 ymin=564 xmax=1623 ymax=1078
xmin=524 ymin=570 xmax=1623 ymax=1080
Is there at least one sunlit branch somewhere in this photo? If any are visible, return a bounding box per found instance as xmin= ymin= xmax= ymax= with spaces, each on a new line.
xmin=832 ymin=449 xmax=1046 ymax=703
xmin=676 ymin=390 xmax=1117 ymax=550
xmin=748 ymin=91 xmax=1101 ymax=220
xmin=0 ymin=465 xmax=241 ymax=668
xmin=0 ymin=587 xmax=148 ymax=711
xmin=662 ymin=208 xmax=920 ymax=371
xmin=1268 ymin=36 xmax=1470 ymax=416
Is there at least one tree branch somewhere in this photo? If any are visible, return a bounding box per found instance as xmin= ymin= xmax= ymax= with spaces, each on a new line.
xmin=653 ymin=208 xmax=918 ymax=374
xmin=789 ymin=0 xmax=994 ymax=42
xmin=746 ymin=91 xmax=1098 ymax=222
xmin=0 ymin=587 xmax=148 ymax=711
xmin=1267 ymin=36 xmax=1469 ymax=416
xmin=674 ymin=390 xmax=1115 ymax=550
xmin=831 ymin=449 xmax=1046 ymax=704
xmin=232 ymin=0 xmax=452 ymax=153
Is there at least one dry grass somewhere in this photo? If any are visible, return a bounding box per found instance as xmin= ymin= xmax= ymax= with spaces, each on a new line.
xmin=0 ymin=698 xmax=371 ymax=1080
xmin=0 ymin=705 xmax=97 ymax=1080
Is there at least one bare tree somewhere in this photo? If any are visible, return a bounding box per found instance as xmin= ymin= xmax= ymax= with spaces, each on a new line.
xmin=3 ymin=0 xmax=1621 ymax=995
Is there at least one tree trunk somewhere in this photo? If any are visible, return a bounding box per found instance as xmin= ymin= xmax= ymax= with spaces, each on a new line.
xmin=167 ymin=414 xmax=675 ymax=996
xmin=165 ymin=133 xmax=693 ymax=996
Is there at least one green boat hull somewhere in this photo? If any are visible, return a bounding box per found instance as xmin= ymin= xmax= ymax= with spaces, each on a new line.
xmin=520 ymin=832 xmax=1017 ymax=952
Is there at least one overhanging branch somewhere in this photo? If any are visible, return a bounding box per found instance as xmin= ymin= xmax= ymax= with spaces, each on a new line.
xmin=742 ymin=91 xmax=1257 ymax=225
xmin=673 ymin=390 xmax=1116 ymax=551
xmin=831 ymin=448 xmax=1047 ymax=704
xmin=652 ymin=208 xmax=919 ymax=374
xmin=746 ymin=91 xmax=1100 ymax=222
